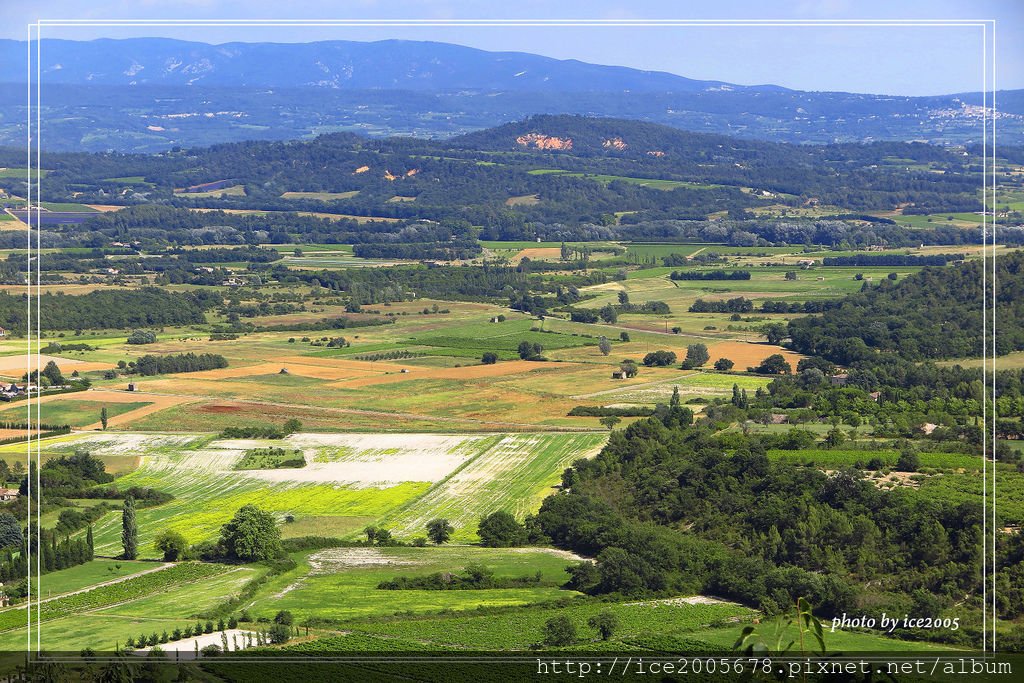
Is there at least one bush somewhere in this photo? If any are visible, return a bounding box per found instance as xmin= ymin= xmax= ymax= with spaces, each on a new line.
xmin=268 ymin=623 xmax=291 ymax=644
xmin=154 ymin=530 xmax=188 ymax=561
xmin=481 ymin=352 xmax=498 ymax=365
xmin=588 ymin=611 xmax=618 ymax=640
xmin=642 ymin=350 xmax=677 ymax=367
xmin=714 ymin=358 xmax=735 ymax=371
xmin=127 ymin=330 xmax=157 ymax=345
xmin=542 ymin=616 xmax=577 ymax=645
xmin=897 ymin=450 xmax=921 ymax=472
xmin=477 ymin=511 xmax=526 ymax=548
xmin=273 ymin=610 xmax=294 ymax=626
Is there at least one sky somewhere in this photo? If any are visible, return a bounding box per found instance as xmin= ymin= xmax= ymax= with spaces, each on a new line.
xmin=7 ymin=0 xmax=1022 ymax=96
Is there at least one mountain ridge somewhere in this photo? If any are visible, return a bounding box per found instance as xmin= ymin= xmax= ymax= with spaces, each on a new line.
xmin=0 ymin=37 xmax=1020 ymax=151
xmin=1 ymin=37 xmax=789 ymax=93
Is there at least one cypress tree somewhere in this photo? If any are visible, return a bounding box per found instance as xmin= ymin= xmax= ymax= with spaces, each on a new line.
xmin=121 ymin=495 xmax=138 ymax=560
xmin=86 ymin=525 xmax=94 ymax=560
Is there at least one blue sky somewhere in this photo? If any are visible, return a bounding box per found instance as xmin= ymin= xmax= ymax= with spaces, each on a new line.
xmin=8 ymin=0 xmax=1022 ymax=96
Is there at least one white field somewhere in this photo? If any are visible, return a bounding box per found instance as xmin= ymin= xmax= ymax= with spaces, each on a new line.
xmin=134 ymin=629 xmax=260 ymax=655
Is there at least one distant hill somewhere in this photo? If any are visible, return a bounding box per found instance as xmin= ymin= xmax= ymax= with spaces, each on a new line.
xmin=0 ymin=38 xmax=780 ymax=93
xmin=0 ymin=38 xmax=1021 ymax=151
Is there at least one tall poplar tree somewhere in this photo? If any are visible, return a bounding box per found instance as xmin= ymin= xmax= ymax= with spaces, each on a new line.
xmin=121 ymin=495 xmax=137 ymax=560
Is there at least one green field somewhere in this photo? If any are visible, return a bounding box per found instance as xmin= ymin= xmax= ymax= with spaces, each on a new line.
xmin=252 ymin=546 xmax=580 ymax=622
xmin=27 ymin=400 xmax=151 ymax=428
xmin=40 ymin=202 xmax=98 ymax=212
xmin=281 ymin=190 xmax=360 ymax=201
xmin=0 ymin=562 xmax=224 ymax=634
xmin=0 ymin=167 xmax=46 ymax=178
xmin=765 ymin=449 xmax=982 ymax=471
xmin=78 ymin=430 xmax=606 ymax=553
xmin=36 ymin=559 xmax=152 ymax=598
xmin=384 ymin=432 xmax=607 ymax=539
xmin=526 ymin=170 xmax=723 ymax=191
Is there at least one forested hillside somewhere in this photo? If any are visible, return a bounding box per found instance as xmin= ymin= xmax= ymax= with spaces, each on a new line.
xmin=536 ymin=415 xmax=1002 ymax=630
xmin=787 ymin=252 xmax=1024 ymax=363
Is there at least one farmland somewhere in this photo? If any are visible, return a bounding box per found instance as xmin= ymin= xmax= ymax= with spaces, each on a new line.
xmin=0 ymin=105 xmax=1016 ymax=666
xmin=67 ymin=430 xmax=605 ymax=554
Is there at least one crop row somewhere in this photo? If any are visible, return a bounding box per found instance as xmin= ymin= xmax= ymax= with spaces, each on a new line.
xmin=350 ymin=600 xmax=753 ymax=650
xmin=0 ymin=562 xmax=227 ymax=632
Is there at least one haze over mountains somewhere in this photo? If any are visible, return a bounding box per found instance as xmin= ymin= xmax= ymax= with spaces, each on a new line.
xmin=4 ymin=38 xmax=785 ymax=92
xmin=1 ymin=37 xmax=1020 ymax=152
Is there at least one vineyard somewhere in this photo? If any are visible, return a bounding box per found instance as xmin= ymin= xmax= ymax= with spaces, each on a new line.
xmin=0 ymin=562 xmax=224 ymax=633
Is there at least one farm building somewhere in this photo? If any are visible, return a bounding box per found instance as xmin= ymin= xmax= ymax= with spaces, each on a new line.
xmin=0 ymin=488 xmax=18 ymax=502
xmin=127 ymin=382 xmax=137 ymax=392
xmin=611 ymin=370 xmax=626 ymax=380
xmin=768 ymin=414 xmax=789 ymax=425
xmin=829 ymin=374 xmax=849 ymax=387
xmin=0 ymin=327 xmax=6 ymax=337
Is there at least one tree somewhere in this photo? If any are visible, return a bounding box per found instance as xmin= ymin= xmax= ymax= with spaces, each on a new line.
xmin=598 ymin=336 xmax=612 ymax=356
xmin=888 ymin=272 xmax=899 ymax=280
xmin=643 ymin=350 xmax=676 ymax=367
xmin=283 ymin=418 xmax=302 ymax=434
xmin=218 ymin=504 xmax=282 ymax=562
xmin=824 ymin=426 xmax=847 ymax=449
xmin=619 ymin=332 xmax=630 ymax=342
xmin=481 ymin=352 xmax=498 ymax=365
xmin=154 ymin=530 xmax=187 ymax=561
xmin=100 ymin=406 xmax=108 ymax=430
xmin=0 ymin=511 xmax=22 ymax=549
xmin=273 ymin=610 xmax=294 ymax=625
xmin=897 ymin=450 xmax=920 ymax=472
xmin=620 ymin=360 xmax=639 ymax=378
xmin=268 ymin=623 xmax=291 ymax=644
xmin=518 ymin=341 xmax=543 ymax=360
xmin=670 ymin=385 xmax=681 ymax=408
xmin=127 ymin=330 xmax=157 ymax=345
xmin=121 ymin=495 xmax=138 ymax=560
xmin=599 ymin=305 xmax=618 ymax=324
xmin=39 ymin=360 xmax=64 ymax=387
xmin=682 ymin=344 xmax=710 ymax=369
xmin=426 ymin=518 xmax=454 ymax=545
xmin=785 ymin=271 xmax=798 ymax=280
xmin=754 ymin=354 xmax=792 ymax=374
xmin=588 ymin=611 xmax=618 ymax=641
xmin=764 ymin=323 xmax=788 ymax=345
xmin=477 ymin=511 xmax=525 ymax=547
xmin=599 ymin=416 xmax=621 ymax=431
xmin=542 ymin=616 xmax=577 ymax=645
xmin=714 ymin=358 xmax=735 ymax=371
xmin=617 ymin=291 xmax=630 ymax=305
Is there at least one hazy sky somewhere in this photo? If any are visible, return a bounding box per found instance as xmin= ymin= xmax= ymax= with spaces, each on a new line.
xmin=9 ymin=0 xmax=1022 ymax=96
